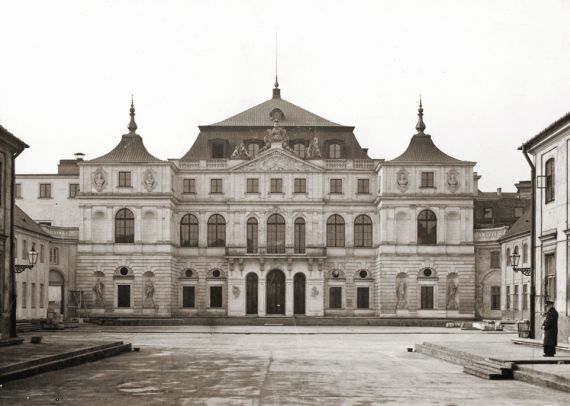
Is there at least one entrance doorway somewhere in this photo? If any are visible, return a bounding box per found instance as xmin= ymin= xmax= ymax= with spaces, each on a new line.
xmin=266 ymin=269 xmax=285 ymax=315
xmin=246 ymin=273 xmax=258 ymax=315
xmin=294 ymin=273 xmax=306 ymax=315
xmin=48 ymin=270 xmax=64 ymax=315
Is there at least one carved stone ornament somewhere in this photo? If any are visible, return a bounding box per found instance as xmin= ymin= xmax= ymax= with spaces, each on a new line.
xmin=143 ymin=279 xmax=155 ymax=308
xmin=447 ymin=276 xmax=459 ymax=310
xmin=306 ymin=136 xmax=321 ymax=158
xmin=243 ymin=151 xmax=312 ymax=172
xmin=93 ymin=168 xmax=107 ymax=192
xmin=232 ymin=286 xmax=240 ymax=298
xmin=143 ymin=169 xmax=156 ymax=192
xmin=311 ymin=286 xmax=319 ymax=298
xmin=446 ymin=170 xmax=460 ymax=193
xmin=396 ymin=169 xmax=409 ymax=192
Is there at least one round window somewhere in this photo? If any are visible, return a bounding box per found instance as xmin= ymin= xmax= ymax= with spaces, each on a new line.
xmin=359 ymin=270 xmax=368 ymax=279
xmin=423 ymin=268 xmax=432 ymax=277
xmin=185 ymin=269 xmax=193 ymax=278
xmin=332 ymin=270 xmax=340 ymax=278
xmin=119 ymin=267 xmax=129 ymax=276
xmin=212 ymin=270 xmax=221 ymax=278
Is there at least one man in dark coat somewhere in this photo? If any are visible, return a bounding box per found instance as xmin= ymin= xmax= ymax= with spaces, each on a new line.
xmin=542 ymin=300 xmax=558 ymax=357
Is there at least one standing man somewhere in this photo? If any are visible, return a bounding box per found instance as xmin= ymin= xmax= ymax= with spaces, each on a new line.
xmin=542 ymin=300 xmax=558 ymax=357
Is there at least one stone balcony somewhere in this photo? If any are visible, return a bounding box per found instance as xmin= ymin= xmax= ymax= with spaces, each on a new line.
xmin=41 ymin=225 xmax=79 ymax=241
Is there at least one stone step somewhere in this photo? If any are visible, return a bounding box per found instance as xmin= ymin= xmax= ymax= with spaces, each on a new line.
xmin=514 ymin=367 xmax=570 ymax=393
xmin=464 ymin=365 xmax=505 ymax=380
xmin=0 ymin=342 xmax=131 ymax=383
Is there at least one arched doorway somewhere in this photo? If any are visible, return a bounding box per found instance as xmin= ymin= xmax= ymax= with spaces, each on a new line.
xmin=246 ymin=273 xmax=258 ymax=315
xmin=294 ymin=273 xmax=306 ymax=315
xmin=48 ymin=270 xmax=64 ymax=315
xmin=266 ymin=269 xmax=285 ymax=315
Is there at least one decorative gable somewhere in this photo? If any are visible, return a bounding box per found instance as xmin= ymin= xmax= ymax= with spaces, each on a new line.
xmin=232 ymin=149 xmax=322 ymax=173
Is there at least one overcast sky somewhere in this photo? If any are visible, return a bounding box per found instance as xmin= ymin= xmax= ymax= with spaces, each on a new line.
xmin=1 ymin=0 xmax=569 ymax=191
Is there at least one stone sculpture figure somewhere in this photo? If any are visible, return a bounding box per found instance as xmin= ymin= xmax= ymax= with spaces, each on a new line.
xmin=92 ymin=277 xmax=104 ymax=307
xmin=238 ymin=141 xmax=250 ymax=158
xmin=231 ymin=145 xmax=240 ymax=158
xmin=144 ymin=279 xmax=155 ymax=308
xmin=306 ymin=137 xmax=321 ymax=158
xmin=396 ymin=278 xmax=408 ymax=310
xmin=447 ymin=278 xmax=459 ymax=310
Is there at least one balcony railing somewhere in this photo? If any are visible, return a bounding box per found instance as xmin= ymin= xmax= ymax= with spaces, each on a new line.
xmin=206 ymin=159 xmax=227 ymax=169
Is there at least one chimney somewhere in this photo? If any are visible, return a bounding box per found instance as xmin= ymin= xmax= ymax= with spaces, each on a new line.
xmin=497 ymin=188 xmax=502 ymax=198
xmin=74 ymin=152 xmax=85 ymax=161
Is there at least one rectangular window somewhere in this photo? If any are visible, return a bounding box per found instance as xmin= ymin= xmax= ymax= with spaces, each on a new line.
xmin=420 ymin=172 xmax=434 ymax=188
xmin=514 ymin=207 xmax=524 ymax=218
xmin=483 ymin=207 xmax=493 ymax=219
xmin=522 ymin=284 xmax=528 ymax=311
xmin=50 ymin=247 xmax=59 ymax=265
xmin=210 ymin=179 xmax=223 ymax=194
xmin=490 ymin=251 xmax=500 ymax=268
xmin=69 ymin=183 xmax=80 ymax=198
xmin=513 ymin=285 xmax=519 ymax=311
xmin=246 ymin=178 xmax=259 ymax=193
xmin=182 ymin=286 xmax=195 ymax=308
xmin=357 ymin=179 xmax=369 ymax=194
xmin=118 ymin=172 xmax=132 ymax=187
xmin=420 ymin=286 xmax=434 ymax=309
xmin=22 ymin=282 xmax=27 ymax=309
xmin=294 ymin=178 xmax=306 ymax=194
xmin=40 ymin=245 xmax=45 ymax=263
xmin=330 ymin=179 xmax=343 ymax=194
xmin=294 ymin=220 xmax=305 ymax=254
xmin=32 ymin=283 xmax=37 ymax=308
xmin=117 ymin=285 xmax=131 ymax=308
xmin=490 ymin=286 xmax=500 ymax=310
xmin=212 ymin=142 xmax=225 ymax=159
xmin=39 ymin=183 xmax=52 ymax=198
xmin=183 ymin=179 xmax=196 ymax=194
xmin=270 ymin=178 xmax=283 ymax=193
xmin=40 ymin=284 xmax=45 ymax=308
xmin=247 ymin=220 xmax=258 ymax=254
xmin=356 ymin=287 xmax=370 ymax=309
xmin=545 ymin=253 xmax=556 ymax=301
xmin=329 ymin=287 xmax=342 ymax=309
xmin=506 ymin=286 xmax=511 ymax=310
xmin=22 ymin=239 xmax=28 ymax=260
xmin=210 ymin=286 xmax=223 ymax=308
xmin=545 ymin=158 xmax=555 ymax=203
xmin=248 ymin=143 xmax=260 ymax=158
xmin=15 ymin=183 xmax=22 ymax=199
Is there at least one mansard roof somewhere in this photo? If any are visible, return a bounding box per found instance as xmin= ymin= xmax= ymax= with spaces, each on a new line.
xmin=388 ymin=101 xmax=467 ymax=164
xmin=15 ymin=205 xmax=50 ymax=238
xmin=88 ymin=101 xmax=164 ymax=164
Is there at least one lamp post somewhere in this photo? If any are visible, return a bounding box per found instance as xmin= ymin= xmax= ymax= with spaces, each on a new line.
xmin=510 ymin=250 xmax=534 ymax=339
xmin=10 ymin=248 xmax=39 ymax=337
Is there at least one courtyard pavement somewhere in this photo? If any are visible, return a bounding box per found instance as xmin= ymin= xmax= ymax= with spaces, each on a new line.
xmin=0 ymin=325 xmax=568 ymax=405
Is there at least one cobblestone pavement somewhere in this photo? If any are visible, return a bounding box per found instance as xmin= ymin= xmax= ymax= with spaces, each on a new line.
xmin=0 ymin=326 xmax=568 ymax=405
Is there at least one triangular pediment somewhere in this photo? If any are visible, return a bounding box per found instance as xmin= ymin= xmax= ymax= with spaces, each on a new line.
xmin=231 ymin=148 xmax=322 ymax=173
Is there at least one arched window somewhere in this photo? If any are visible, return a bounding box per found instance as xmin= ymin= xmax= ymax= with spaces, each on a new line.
xmin=417 ymin=209 xmax=437 ymax=245
xmin=247 ymin=218 xmax=258 ymax=253
xmin=207 ymin=214 xmax=226 ymax=247
xmin=267 ymin=214 xmax=285 ymax=253
xmin=293 ymin=143 xmax=306 ymax=158
xmin=354 ymin=215 xmax=372 ymax=248
xmin=329 ymin=143 xmax=341 ymax=159
xmin=545 ymin=158 xmax=555 ymax=203
xmin=327 ymin=215 xmax=345 ymax=247
xmin=294 ymin=218 xmax=305 ymax=254
xmin=115 ymin=208 xmax=134 ymax=243
xmin=522 ymin=243 xmax=528 ymax=264
xmin=180 ymin=214 xmax=199 ymax=247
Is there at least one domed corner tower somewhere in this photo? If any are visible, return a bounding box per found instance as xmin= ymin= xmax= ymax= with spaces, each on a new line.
xmin=376 ymin=100 xmax=477 ymax=319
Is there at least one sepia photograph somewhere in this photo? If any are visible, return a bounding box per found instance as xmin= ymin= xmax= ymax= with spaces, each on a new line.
xmin=1 ymin=0 xmax=570 ymax=404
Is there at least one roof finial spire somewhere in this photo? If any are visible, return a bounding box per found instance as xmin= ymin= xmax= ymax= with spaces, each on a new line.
xmin=128 ymin=95 xmax=138 ymax=134
xmin=415 ymin=95 xmax=426 ymax=135
xmin=272 ymin=27 xmax=281 ymax=99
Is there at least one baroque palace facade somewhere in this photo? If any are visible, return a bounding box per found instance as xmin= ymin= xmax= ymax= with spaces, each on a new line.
xmin=16 ymin=83 xmax=524 ymax=320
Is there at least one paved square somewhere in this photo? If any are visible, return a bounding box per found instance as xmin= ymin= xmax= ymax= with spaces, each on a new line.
xmin=0 ymin=326 xmax=568 ymax=405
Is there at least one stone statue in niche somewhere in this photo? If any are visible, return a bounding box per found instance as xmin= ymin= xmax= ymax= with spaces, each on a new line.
xmin=447 ymin=277 xmax=459 ymax=310
xmin=396 ymin=278 xmax=407 ymax=310
xmin=232 ymin=286 xmax=240 ymax=298
xmin=311 ymin=286 xmax=319 ymax=298
xmin=143 ymin=279 xmax=155 ymax=308
xmin=306 ymin=136 xmax=321 ymax=158
xmin=143 ymin=169 xmax=156 ymax=192
xmin=396 ymin=169 xmax=409 ymax=192
xmin=92 ymin=277 xmax=104 ymax=307
xmin=447 ymin=170 xmax=460 ymax=192
xmin=93 ymin=168 xmax=107 ymax=192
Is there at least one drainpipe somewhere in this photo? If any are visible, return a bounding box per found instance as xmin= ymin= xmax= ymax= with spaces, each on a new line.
xmin=520 ymin=145 xmax=536 ymax=339
xmin=10 ymin=149 xmax=24 ymax=337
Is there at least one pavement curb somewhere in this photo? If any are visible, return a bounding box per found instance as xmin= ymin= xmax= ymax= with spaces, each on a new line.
xmin=0 ymin=342 xmax=132 ymax=384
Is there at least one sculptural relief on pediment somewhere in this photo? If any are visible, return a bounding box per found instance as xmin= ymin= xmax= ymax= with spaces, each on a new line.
xmin=239 ymin=151 xmax=319 ymax=172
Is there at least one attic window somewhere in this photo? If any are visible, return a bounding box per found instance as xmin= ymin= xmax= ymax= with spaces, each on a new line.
xmin=247 ymin=143 xmax=261 ymax=158
xmin=269 ymin=108 xmax=284 ymax=122
xmin=212 ymin=142 xmax=225 ymax=159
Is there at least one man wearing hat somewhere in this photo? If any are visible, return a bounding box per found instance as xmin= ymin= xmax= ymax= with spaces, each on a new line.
xmin=542 ymin=300 xmax=558 ymax=357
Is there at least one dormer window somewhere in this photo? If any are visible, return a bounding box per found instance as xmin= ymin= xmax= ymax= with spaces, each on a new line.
xmin=293 ymin=142 xmax=306 ymax=158
xmin=212 ymin=142 xmax=225 ymax=159
xmin=329 ymin=143 xmax=341 ymax=159
xmin=247 ymin=143 xmax=260 ymax=158
xmin=270 ymin=108 xmax=284 ymax=122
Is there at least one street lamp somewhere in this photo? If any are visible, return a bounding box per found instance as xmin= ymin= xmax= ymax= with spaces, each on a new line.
xmin=510 ymin=251 xmax=532 ymax=277
xmin=15 ymin=248 xmax=39 ymax=273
